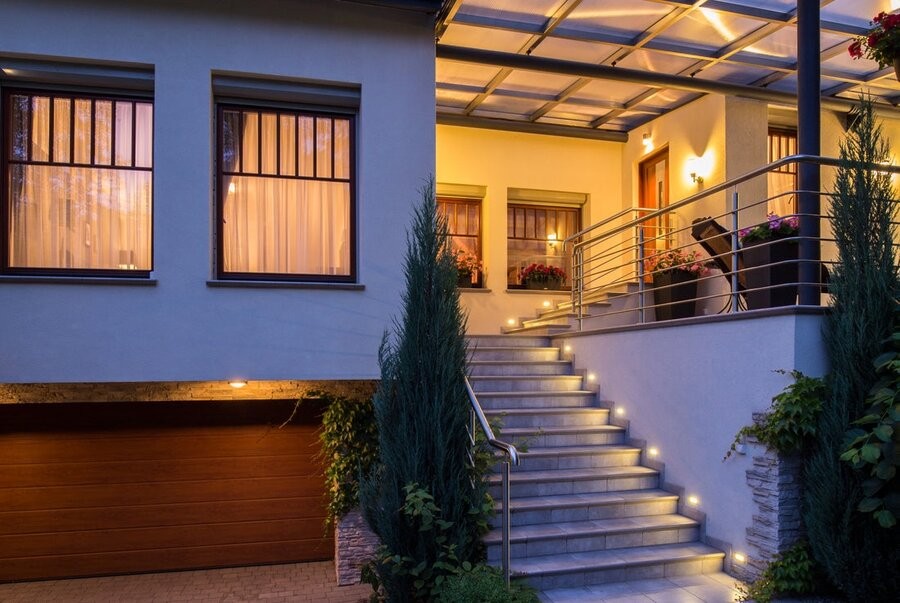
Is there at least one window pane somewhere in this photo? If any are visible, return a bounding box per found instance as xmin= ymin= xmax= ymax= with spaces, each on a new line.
xmin=242 ymin=112 xmax=258 ymax=174
xmin=31 ymin=96 xmax=50 ymax=162
xmin=334 ymin=119 xmax=350 ymax=179
xmin=94 ymin=100 xmax=112 ymax=166
xmin=114 ymin=102 xmax=133 ymax=167
xmin=468 ymin=204 xmax=479 ymax=236
xmin=53 ymin=98 xmax=71 ymax=164
xmin=298 ymin=116 xmax=314 ymax=177
xmin=73 ymin=99 xmax=92 ymax=164
xmin=279 ymin=114 xmax=296 ymax=176
xmin=315 ymin=117 xmax=332 ymax=179
xmin=134 ymin=103 xmax=153 ymax=168
xmin=260 ymin=112 xmax=277 ymax=175
xmin=221 ymin=176 xmax=350 ymax=275
xmin=222 ymin=110 xmax=241 ymax=173
xmin=9 ymin=95 xmax=29 ymax=161
xmin=8 ymin=164 xmax=152 ymax=270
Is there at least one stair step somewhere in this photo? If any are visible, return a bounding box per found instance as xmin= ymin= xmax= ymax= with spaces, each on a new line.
xmin=468 ymin=335 xmax=550 ymax=348
xmin=468 ymin=360 xmax=573 ymax=376
xmin=534 ymin=303 xmax=610 ymax=322
xmin=469 ymin=347 xmax=560 ymax=362
xmin=470 ymin=375 xmax=585 ymax=392
xmin=498 ymin=489 xmax=679 ymax=527
xmin=501 ymin=323 xmax=572 ymax=336
xmin=501 ymin=424 xmax=626 ymax=447
xmin=488 ymin=465 xmax=657 ymax=498
xmin=515 ymin=445 xmax=642 ymax=471
xmin=485 ymin=407 xmax=610 ymax=428
xmin=485 ymin=514 xmax=701 ymax=560
xmin=478 ymin=391 xmax=597 ymax=410
xmin=507 ymin=542 xmax=724 ymax=590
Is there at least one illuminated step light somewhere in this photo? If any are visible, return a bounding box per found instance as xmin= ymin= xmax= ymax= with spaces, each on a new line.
xmin=648 ymin=447 xmax=659 ymax=457
xmin=587 ymin=373 xmax=597 ymax=382
xmin=507 ymin=318 xmax=516 ymax=326
xmin=542 ymin=300 xmax=552 ymax=308
xmin=615 ymin=407 xmax=625 ymax=416
xmin=229 ymin=380 xmax=248 ymax=389
xmin=733 ymin=552 xmax=747 ymax=563
xmin=564 ymin=345 xmax=572 ymax=353
xmin=687 ymin=495 xmax=700 ymax=507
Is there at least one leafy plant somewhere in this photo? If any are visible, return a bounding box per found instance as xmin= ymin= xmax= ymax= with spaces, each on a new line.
xmin=319 ymin=392 xmax=378 ymax=531
xmin=454 ymin=249 xmax=482 ymax=277
xmin=738 ymin=212 xmax=799 ymax=245
xmin=360 ymin=181 xmax=490 ymax=601
xmin=435 ymin=564 xmax=539 ymax=603
xmin=725 ymin=370 xmax=825 ymax=460
xmin=840 ymin=307 xmax=900 ymax=528
xmin=519 ymin=263 xmax=566 ymax=284
xmin=737 ymin=541 xmax=817 ymax=603
xmin=848 ymin=12 xmax=900 ymax=68
xmin=644 ymin=248 xmax=708 ymax=276
xmin=803 ymin=97 xmax=899 ymax=602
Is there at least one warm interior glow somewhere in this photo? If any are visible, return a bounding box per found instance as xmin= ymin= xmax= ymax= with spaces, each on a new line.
xmin=229 ymin=380 xmax=248 ymax=389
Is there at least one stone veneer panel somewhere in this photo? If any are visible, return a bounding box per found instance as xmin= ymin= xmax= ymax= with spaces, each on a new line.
xmin=737 ymin=420 xmax=804 ymax=583
xmin=335 ymin=509 xmax=379 ymax=586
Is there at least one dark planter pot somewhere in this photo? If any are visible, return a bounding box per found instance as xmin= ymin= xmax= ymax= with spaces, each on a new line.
xmin=741 ymin=238 xmax=798 ymax=309
xmin=457 ymin=273 xmax=482 ymax=288
xmin=525 ymin=278 xmax=564 ymax=290
xmin=651 ymin=271 xmax=698 ymax=321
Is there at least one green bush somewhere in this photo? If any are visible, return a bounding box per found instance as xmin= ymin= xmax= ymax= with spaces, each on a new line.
xmin=436 ymin=564 xmax=539 ymax=603
xmin=726 ymin=371 xmax=825 ymax=459
xmin=319 ymin=392 xmax=378 ymax=530
xmin=737 ymin=542 xmax=817 ymax=603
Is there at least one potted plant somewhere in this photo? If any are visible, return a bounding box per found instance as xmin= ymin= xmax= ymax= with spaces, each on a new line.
xmin=739 ymin=213 xmax=799 ymax=309
xmin=519 ymin=263 xmax=566 ymax=290
xmin=848 ymin=12 xmax=900 ymax=80
xmin=645 ymin=248 xmax=707 ymax=320
xmin=454 ymin=249 xmax=483 ymax=288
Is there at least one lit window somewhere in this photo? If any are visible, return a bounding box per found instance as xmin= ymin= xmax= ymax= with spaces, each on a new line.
xmin=218 ymin=105 xmax=354 ymax=281
xmin=768 ymin=128 xmax=797 ymax=216
xmin=3 ymin=90 xmax=153 ymax=275
xmin=507 ymin=203 xmax=579 ymax=288
xmin=438 ymin=196 xmax=482 ymax=285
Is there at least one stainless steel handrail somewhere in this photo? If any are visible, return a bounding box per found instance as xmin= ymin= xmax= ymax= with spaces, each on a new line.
xmin=464 ymin=376 xmax=519 ymax=588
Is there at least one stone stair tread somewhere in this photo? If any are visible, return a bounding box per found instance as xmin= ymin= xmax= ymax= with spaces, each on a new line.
xmin=468 ymin=360 xmax=571 ymax=366
xmin=468 ymin=345 xmax=559 ymax=351
xmin=509 ymin=542 xmax=724 ymax=576
xmin=484 ymin=514 xmax=699 ymax=544
xmin=506 ymin=488 xmax=678 ymax=512
xmin=488 ymin=465 xmax=657 ymax=485
xmin=484 ymin=405 xmax=606 ymax=414
xmin=478 ymin=390 xmax=595 ymax=398
xmin=469 ymin=375 xmax=582 ymax=381
xmin=521 ymin=444 xmax=641 ymax=457
xmin=500 ymin=425 xmax=623 ymax=436
xmin=501 ymin=324 xmax=572 ymax=335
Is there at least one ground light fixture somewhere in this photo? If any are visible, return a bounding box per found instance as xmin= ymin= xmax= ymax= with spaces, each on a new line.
xmin=733 ymin=553 xmax=746 ymax=563
xmin=688 ymin=495 xmax=700 ymax=506
xmin=229 ymin=380 xmax=248 ymax=389
xmin=615 ymin=406 xmax=625 ymax=416
xmin=648 ymin=447 xmax=659 ymax=457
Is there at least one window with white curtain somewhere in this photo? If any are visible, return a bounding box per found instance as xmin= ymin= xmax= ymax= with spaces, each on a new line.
xmin=2 ymin=90 xmax=153 ymax=275
xmin=217 ymin=104 xmax=353 ymax=281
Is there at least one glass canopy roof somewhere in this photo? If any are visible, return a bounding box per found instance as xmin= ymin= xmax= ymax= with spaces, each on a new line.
xmin=435 ymin=0 xmax=900 ymax=137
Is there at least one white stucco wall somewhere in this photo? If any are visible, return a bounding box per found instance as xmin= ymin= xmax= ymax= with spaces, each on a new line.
xmin=436 ymin=124 xmax=623 ymax=333
xmin=555 ymin=312 xmax=828 ymax=563
xmin=0 ymin=0 xmax=436 ymax=382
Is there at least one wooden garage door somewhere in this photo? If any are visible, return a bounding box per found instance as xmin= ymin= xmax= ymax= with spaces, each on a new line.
xmin=0 ymin=399 xmax=331 ymax=582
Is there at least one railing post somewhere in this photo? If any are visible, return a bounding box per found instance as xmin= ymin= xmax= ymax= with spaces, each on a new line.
xmin=574 ymin=246 xmax=584 ymax=331
xmin=730 ymin=190 xmax=740 ymax=313
xmin=502 ymin=459 xmax=511 ymax=588
xmin=636 ymin=226 xmax=646 ymax=324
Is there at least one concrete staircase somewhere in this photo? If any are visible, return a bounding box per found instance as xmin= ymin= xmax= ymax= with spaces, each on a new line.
xmin=502 ymin=282 xmax=643 ymax=336
xmin=468 ymin=334 xmax=724 ymax=592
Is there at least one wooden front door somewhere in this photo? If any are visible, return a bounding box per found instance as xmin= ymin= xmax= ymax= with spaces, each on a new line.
xmin=639 ymin=149 xmax=670 ymax=272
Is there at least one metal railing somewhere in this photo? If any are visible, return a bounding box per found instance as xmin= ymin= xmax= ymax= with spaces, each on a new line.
xmin=464 ymin=376 xmax=519 ymax=587
xmin=565 ymin=155 xmax=900 ymax=329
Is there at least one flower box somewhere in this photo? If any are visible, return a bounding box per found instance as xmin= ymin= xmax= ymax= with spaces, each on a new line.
xmin=741 ymin=238 xmax=798 ymax=309
xmin=651 ymin=271 xmax=698 ymax=320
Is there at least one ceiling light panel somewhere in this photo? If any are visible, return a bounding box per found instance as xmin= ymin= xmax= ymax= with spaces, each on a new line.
xmin=578 ymin=79 xmax=654 ymax=104
xmin=441 ymin=22 xmax=535 ymax=53
xmin=614 ymin=49 xmax=699 ymax=75
xmin=476 ymin=94 xmax=548 ymax=117
xmin=566 ymin=0 xmax=671 ymax=36
xmin=501 ymin=70 xmax=579 ymax=96
xmin=692 ymin=62 xmax=776 ymax=85
xmin=529 ymin=37 xmax=618 ymax=64
xmin=653 ymin=8 xmax=762 ymax=52
xmin=436 ymin=59 xmax=504 ymax=89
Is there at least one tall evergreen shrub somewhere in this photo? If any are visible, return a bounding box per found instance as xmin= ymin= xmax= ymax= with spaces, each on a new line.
xmin=803 ymin=98 xmax=899 ymax=601
xmin=360 ymin=182 xmax=487 ymax=601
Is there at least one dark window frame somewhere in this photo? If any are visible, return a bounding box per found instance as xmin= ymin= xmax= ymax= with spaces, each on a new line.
xmin=215 ymin=102 xmax=357 ymax=283
xmin=1 ymin=87 xmax=154 ymax=278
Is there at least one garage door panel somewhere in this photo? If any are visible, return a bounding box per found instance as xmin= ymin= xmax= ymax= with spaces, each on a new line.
xmin=0 ymin=495 xmax=328 ymax=534
xmin=1 ymin=476 xmax=323 ymax=514
xmin=0 ymin=517 xmax=328 ymax=558
xmin=1 ymin=430 xmax=318 ymax=465
xmin=0 ymin=454 xmax=322 ymax=488
xmin=0 ymin=538 xmax=333 ymax=583
xmin=0 ymin=400 xmax=331 ymax=582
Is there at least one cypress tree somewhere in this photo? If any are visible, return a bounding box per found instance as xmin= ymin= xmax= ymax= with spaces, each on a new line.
xmin=360 ymin=181 xmax=486 ymax=601
xmin=803 ymin=98 xmax=899 ymax=601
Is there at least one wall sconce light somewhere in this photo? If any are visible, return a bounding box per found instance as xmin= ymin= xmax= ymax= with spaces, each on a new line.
xmin=642 ymin=132 xmax=653 ymax=150
xmin=687 ymin=155 xmax=711 ymax=185
xmin=229 ymin=380 xmax=248 ymax=389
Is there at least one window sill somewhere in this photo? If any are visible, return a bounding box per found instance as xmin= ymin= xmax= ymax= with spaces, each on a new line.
xmin=0 ymin=275 xmax=157 ymax=286
xmin=506 ymin=288 xmax=570 ymax=295
xmin=459 ymin=287 xmax=492 ymax=293
xmin=207 ymin=279 xmax=365 ymax=291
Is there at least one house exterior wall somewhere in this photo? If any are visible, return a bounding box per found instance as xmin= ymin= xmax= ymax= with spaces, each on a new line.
xmin=436 ymin=124 xmax=623 ymax=333
xmin=0 ymin=0 xmax=436 ymax=383
xmin=555 ymin=311 xmax=828 ymax=570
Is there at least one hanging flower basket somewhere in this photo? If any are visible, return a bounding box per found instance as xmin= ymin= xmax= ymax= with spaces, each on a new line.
xmin=848 ymin=12 xmax=900 ymax=81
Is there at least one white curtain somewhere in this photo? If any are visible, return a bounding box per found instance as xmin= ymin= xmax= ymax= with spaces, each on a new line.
xmin=221 ymin=110 xmax=351 ymax=276
xmin=8 ymin=96 xmax=153 ymax=270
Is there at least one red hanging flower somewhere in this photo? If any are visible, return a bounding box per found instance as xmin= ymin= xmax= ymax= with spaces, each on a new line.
xmin=849 ymin=11 xmax=900 ymax=68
